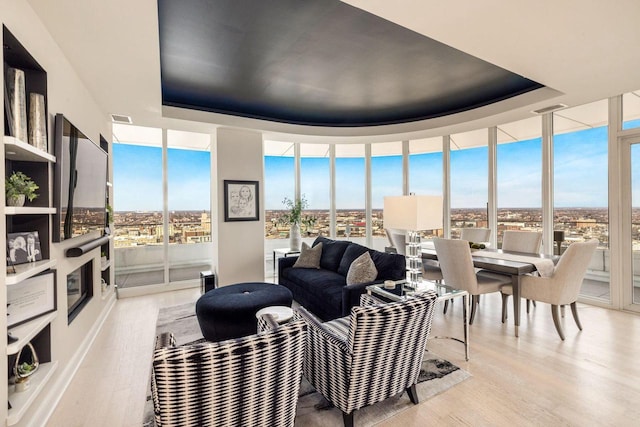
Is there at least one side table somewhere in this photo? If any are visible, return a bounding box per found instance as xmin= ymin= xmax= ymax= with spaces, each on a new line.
xmin=273 ymin=248 xmax=301 ymax=277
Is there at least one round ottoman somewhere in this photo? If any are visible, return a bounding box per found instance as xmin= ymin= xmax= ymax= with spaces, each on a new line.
xmin=196 ymin=282 xmax=293 ymax=342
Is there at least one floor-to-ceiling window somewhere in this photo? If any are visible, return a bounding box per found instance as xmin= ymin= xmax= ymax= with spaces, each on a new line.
xmin=371 ymin=142 xmax=403 ymax=251
xmin=553 ymin=100 xmax=609 ymax=301
xmin=300 ymin=144 xmax=330 ymax=238
xmin=335 ymin=144 xmax=365 ymax=242
xmin=112 ymin=125 xmax=212 ymax=290
xmin=450 ymin=129 xmax=489 ymax=238
xmin=623 ymin=90 xmax=640 ymax=130
xmin=496 ymin=117 xmax=543 ymax=247
xmin=409 ymin=137 xmax=443 ymax=240
xmin=166 ymin=130 xmax=212 ymax=283
xmin=112 ymin=125 xmax=164 ymax=288
xmin=632 ymin=142 xmax=640 ymax=305
xmin=264 ymin=140 xmax=295 ymax=239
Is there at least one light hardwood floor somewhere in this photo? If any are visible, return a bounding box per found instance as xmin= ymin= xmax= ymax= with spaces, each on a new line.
xmin=46 ymin=288 xmax=640 ymax=427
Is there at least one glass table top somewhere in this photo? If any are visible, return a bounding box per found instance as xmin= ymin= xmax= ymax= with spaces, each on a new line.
xmin=367 ymin=280 xmax=467 ymax=302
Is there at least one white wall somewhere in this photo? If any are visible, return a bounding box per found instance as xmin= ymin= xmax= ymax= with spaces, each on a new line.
xmin=216 ymin=128 xmax=265 ymax=285
xmin=1 ymin=1 xmax=115 ymax=425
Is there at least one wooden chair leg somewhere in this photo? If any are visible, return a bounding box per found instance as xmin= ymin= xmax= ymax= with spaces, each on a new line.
xmin=407 ymin=384 xmax=419 ymax=404
xmin=526 ymin=299 xmax=531 ymax=313
xmin=469 ymin=295 xmax=479 ymax=325
xmin=551 ymin=304 xmax=565 ymax=340
xmin=443 ymin=300 xmax=449 ymax=314
xmin=570 ymin=302 xmax=583 ymax=330
xmin=342 ymin=411 xmax=354 ymax=427
xmin=501 ymin=293 xmax=509 ymax=323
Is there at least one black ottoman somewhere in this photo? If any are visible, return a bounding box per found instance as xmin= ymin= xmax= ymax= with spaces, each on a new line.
xmin=196 ymin=282 xmax=293 ymax=342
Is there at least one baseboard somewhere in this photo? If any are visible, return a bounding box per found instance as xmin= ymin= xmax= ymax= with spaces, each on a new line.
xmin=23 ymin=292 xmax=117 ymax=427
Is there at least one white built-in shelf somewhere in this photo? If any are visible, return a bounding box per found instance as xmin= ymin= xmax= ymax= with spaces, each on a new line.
xmin=6 ymin=259 xmax=57 ymax=285
xmin=3 ymin=136 xmax=56 ymax=163
xmin=5 ymin=206 xmax=56 ymax=215
xmin=7 ymin=312 xmax=57 ymax=355
xmin=101 ymin=259 xmax=111 ymax=271
xmin=7 ymin=361 xmax=58 ymax=426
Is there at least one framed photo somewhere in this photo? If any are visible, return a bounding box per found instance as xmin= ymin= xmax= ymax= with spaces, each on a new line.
xmin=7 ymin=231 xmax=43 ymax=266
xmin=7 ymin=270 xmax=57 ymax=328
xmin=224 ymin=180 xmax=259 ymax=222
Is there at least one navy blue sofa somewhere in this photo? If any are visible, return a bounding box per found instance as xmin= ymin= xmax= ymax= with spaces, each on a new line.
xmin=278 ymin=236 xmax=406 ymax=321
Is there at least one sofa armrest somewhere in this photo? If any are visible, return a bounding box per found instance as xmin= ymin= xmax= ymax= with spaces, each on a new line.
xmin=278 ymin=255 xmax=298 ymax=280
xmin=341 ymin=281 xmax=379 ymax=317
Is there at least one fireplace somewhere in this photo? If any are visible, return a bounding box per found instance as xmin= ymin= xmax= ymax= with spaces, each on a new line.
xmin=67 ymin=261 xmax=94 ymax=323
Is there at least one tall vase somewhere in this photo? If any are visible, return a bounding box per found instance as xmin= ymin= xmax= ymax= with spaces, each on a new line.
xmin=289 ymin=223 xmax=301 ymax=251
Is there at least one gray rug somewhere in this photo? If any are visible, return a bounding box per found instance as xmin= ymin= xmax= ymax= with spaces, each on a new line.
xmin=144 ymin=302 xmax=470 ymax=426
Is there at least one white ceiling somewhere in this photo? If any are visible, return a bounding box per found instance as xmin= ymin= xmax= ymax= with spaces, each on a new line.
xmin=27 ymin=0 xmax=640 ymax=145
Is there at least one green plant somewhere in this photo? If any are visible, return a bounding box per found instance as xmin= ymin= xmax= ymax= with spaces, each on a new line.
xmin=106 ymin=203 xmax=114 ymax=223
xmin=280 ymin=196 xmax=309 ymax=226
xmin=5 ymin=171 xmax=39 ymax=202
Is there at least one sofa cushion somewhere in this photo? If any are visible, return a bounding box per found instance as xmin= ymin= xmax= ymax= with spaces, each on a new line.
xmin=313 ymin=236 xmax=350 ymax=271
xmin=338 ymin=243 xmax=369 ymax=276
xmin=293 ymin=242 xmax=323 ymax=269
xmin=346 ymin=252 xmax=378 ymax=285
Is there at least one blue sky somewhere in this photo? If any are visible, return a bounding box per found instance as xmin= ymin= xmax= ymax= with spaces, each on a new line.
xmin=113 ymin=121 xmax=639 ymax=211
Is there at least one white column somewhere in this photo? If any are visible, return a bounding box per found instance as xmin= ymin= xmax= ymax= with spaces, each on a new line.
xmin=294 ymin=143 xmax=301 ymax=201
xmin=443 ymin=135 xmax=451 ymax=238
xmin=609 ymin=95 xmax=624 ymax=309
xmin=365 ymin=143 xmax=372 ymax=247
xmin=162 ymin=128 xmax=169 ymax=284
xmin=541 ymin=113 xmax=554 ymax=255
xmin=402 ymin=140 xmax=410 ymax=195
xmin=329 ymin=144 xmax=336 ymax=239
xmin=488 ymin=127 xmax=498 ymax=248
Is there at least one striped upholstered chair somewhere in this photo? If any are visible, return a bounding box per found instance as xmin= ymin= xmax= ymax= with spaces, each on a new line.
xmin=151 ymin=315 xmax=306 ymax=427
xmin=298 ymin=291 xmax=438 ymax=427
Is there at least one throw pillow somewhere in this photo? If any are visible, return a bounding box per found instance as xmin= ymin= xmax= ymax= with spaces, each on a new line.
xmin=346 ymin=251 xmax=378 ymax=285
xmin=293 ymin=242 xmax=323 ymax=269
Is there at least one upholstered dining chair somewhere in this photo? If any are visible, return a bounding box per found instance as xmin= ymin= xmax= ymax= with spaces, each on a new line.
xmin=151 ymin=315 xmax=306 ymax=427
xmin=501 ymin=230 xmax=543 ymax=312
xmin=297 ymin=291 xmax=438 ymax=427
xmin=385 ymin=228 xmax=406 ymax=254
xmin=433 ymin=238 xmax=512 ymax=324
xmin=460 ymin=227 xmax=491 ymax=243
xmin=501 ymin=230 xmax=543 ymax=253
xmin=500 ymin=239 xmax=598 ymax=340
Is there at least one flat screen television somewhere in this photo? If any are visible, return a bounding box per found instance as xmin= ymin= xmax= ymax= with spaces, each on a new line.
xmin=53 ymin=114 xmax=108 ymax=242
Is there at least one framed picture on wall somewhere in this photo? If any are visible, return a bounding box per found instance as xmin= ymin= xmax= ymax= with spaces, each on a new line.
xmin=224 ymin=180 xmax=259 ymax=222
xmin=7 ymin=231 xmax=43 ymax=265
xmin=7 ymin=270 xmax=56 ymax=328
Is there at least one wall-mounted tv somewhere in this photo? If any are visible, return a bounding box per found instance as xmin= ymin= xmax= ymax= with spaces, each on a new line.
xmin=53 ymin=114 xmax=108 ymax=242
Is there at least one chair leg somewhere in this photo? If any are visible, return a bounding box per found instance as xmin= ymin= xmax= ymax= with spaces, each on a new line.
xmin=570 ymin=302 xmax=583 ymax=330
xmin=443 ymin=300 xmax=449 ymax=314
xmin=407 ymin=384 xmax=419 ymax=404
xmin=526 ymin=299 xmax=531 ymax=313
xmin=551 ymin=304 xmax=565 ymax=340
xmin=501 ymin=293 xmax=509 ymax=323
xmin=342 ymin=411 xmax=354 ymax=427
xmin=469 ymin=295 xmax=479 ymax=325
xmin=561 ymin=305 xmax=566 ymax=318
xmin=532 ymin=300 xmax=537 ymax=307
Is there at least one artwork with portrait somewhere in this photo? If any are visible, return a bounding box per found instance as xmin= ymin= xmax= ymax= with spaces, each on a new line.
xmin=224 ymin=180 xmax=259 ymax=221
xmin=7 ymin=231 xmax=42 ymax=265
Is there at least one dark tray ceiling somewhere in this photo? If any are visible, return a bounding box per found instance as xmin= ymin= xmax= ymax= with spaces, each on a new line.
xmin=158 ymin=0 xmax=544 ymax=127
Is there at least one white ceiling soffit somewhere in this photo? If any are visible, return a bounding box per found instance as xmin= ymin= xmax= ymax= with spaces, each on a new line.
xmin=553 ymin=99 xmax=608 ymax=135
xmin=497 ymin=116 xmax=542 ymax=143
xmin=450 ymin=128 xmax=489 ymax=150
xmin=623 ymin=91 xmax=640 ymax=121
xmin=371 ymin=141 xmax=403 ymax=156
xmin=301 ymin=143 xmax=330 ymax=158
xmin=336 ymin=144 xmax=365 ymax=157
xmin=410 ymin=137 xmax=442 ymax=154
xmin=167 ymin=130 xmax=210 ymax=150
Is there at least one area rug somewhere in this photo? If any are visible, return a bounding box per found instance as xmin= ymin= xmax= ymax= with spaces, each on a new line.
xmin=143 ymin=303 xmax=470 ymax=426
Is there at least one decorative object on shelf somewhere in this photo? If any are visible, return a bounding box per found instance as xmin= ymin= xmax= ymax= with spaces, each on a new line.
xmin=280 ymin=195 xmax=314 ymax=250
xmin=7 ymin=270 xmax=56 ymax=327
xmin=5 ymin=171 xmax=39 ymax=207
xmin=13 ymin=342 xmax=40 ymax=392
xmin=384 ymin=194 xmax=444 ymax=287
xmin=7 ymin=231 xmax=42 ymax=265
xmin=6 ymin=66 xmax=28 ymax=142
xmin=28 ymin=92 xmax=47 ymax=151
xmin=223 ymin=180 xmax=259 ymax=222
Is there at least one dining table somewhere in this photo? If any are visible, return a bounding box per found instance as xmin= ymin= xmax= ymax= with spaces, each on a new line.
xmin=421 ymin=244 xmax=559 ymax=337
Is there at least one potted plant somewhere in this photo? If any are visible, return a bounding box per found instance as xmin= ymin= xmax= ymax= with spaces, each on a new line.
xmin=5 ymin=171 xmax=39 ymax=207
xmin=280 ymin=195 xmax=310 ymax=250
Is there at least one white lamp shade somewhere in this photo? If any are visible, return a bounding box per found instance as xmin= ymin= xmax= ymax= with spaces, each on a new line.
xmin=384 ymin=195 xmax=443 ymax=231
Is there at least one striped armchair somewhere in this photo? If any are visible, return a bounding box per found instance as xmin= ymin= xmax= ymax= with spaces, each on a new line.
xmin=297 ymin=291 xmax=438 ymax=427
xmin=151 ymin=315 xmax=306 ymax=427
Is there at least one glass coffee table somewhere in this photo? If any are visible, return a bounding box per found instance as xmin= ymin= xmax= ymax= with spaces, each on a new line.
xmin=367 ymin=280 xmax=469 ymax=360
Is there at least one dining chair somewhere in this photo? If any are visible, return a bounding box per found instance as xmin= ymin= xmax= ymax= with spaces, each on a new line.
xmin=297 ymin=291 xmax=438 ymax=427
xmin=385 ymin=229 xmax=443 ymax=282
xmin=385 ymin=228 xmax=406 ymax=254
xmin=501 ymin=230 xmax=543 ymax=312
xmin=500 ymin=239 xmax=598 ymax=340
xmin=460 ymin=227 xmax=491 ymax=243
xmin=433 ymin=238 xmax=511 ymax=324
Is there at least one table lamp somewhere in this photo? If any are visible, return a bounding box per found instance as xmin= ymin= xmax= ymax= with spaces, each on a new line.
xmin=384 ymin=195 xmax=443 ymax=286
